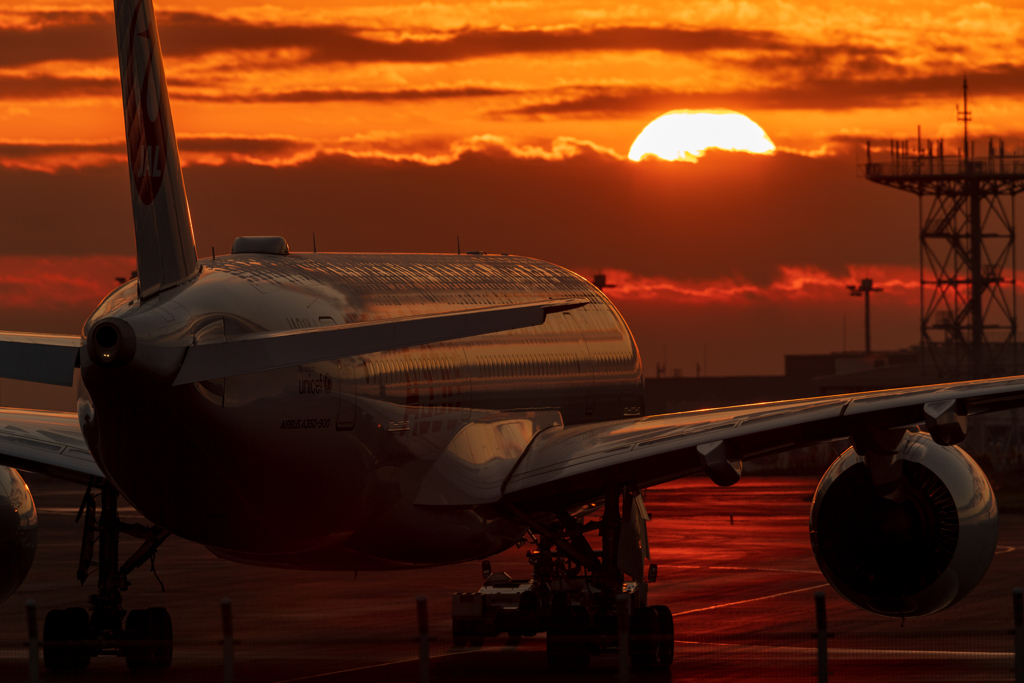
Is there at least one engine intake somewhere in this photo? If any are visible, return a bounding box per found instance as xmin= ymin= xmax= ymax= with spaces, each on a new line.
xmin=809 ymin=432 xmax=997 ymax=618
xmin=0 ymin=467 xmax=38 ymax=603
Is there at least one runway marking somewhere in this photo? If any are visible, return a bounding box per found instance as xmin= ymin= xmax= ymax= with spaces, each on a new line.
xmin=269 ymin=649 xmax=484 ymax=682
xmin=657 ymin=564 xmax=818 ymax=574
xmin=675 ymin=640 xmax=1013 ymax=659
xmin=707 ymin=566 xmax=820 ymax=574
xmin=672 ymin=583 xmax=829 ymax=616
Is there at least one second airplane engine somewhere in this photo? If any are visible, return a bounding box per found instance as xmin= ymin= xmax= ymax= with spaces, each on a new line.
xmin=0 ymin=466 xmax=38 ymax=603
xmin=809 ymin=432 xmax=997 ymax=618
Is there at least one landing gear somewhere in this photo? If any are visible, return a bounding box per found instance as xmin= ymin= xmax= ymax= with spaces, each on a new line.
xmin=42 ymin=607 xmax=91 ymax=671
xmin=451 ymin=485 xmax=674 ymax=671
xmin=630 ymin=605 xmax=674 ymax=669
xmin=42 ymin=483 xmax=172 ymax=672
xmin=125 ymin=607 xmax=174 ymax=670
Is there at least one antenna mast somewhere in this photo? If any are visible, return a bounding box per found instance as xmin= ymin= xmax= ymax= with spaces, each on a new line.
xmin=957 ymin=75 xmax=971 ymax=160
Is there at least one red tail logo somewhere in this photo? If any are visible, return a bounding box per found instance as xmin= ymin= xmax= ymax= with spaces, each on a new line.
xmin=124 ymin=0 xmax=166 ymax=205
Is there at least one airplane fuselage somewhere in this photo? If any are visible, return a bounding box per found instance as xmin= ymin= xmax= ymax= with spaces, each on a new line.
xmin=78 ymin=252 xmax=643 ymax=570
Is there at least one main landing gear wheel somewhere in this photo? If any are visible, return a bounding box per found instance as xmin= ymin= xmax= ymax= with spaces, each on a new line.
xmin=630 ymin=606 xmax=659 ymax=669
xmin=125 ymin=607 xmax=174 ymax=671
xmin=43 ymin=607 xmax=92 ymax=672
xmin=630 ymin=605 xmax=673 ymax=670
xmin=652 ymin=604 xmax=675 ymax=668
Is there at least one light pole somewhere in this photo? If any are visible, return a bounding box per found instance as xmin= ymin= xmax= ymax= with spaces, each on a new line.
xmin=848 ymin=278 xmax=883 ymax=354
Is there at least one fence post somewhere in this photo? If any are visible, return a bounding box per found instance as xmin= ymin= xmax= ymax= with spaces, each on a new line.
xmin=416 ymin=596 xmax=429 ymax=683
xmin=221 ymin=598 xmax=234 ymax=683
xmin=1014 ymin=587 xmax=1023 ymax=683
xmin=815 ymin=591 xmax=827 ymax=683
xmin=25 ymin=600 xmax=38 ymax=683
xmin=617 ymin=593 xmax=629 ymax=683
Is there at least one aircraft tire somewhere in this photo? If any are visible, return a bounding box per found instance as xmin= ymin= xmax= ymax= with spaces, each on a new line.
xmin=148 ymin=607 xmax=174 ymax=670
xmin=630 ymin=606 xmax=659 ymax=669
xmin=43 ymin=608 xmax=90 ymax=672
xmin=125 ymin=608 xmax=157 ymax=670
xmin=652 ymin=605 xmax=674 ymax=668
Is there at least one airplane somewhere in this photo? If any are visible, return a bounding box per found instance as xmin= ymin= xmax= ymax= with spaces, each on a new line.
xmin=0 ymin=0 xmax=1012 ymax=672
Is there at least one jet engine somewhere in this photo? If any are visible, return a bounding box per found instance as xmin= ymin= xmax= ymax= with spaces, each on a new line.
xmin=809 ymin=431 xmax=997 ymax=618
xmin=0 ymin=466 xmax=38 ymax=603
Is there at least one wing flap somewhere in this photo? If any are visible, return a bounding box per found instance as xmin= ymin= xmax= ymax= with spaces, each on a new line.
xmin=0 ymin=332 xmax=82 ymax=386
xmin=174 ymin=298 xmax=587 ymax=385
xmin=0 ymin=408 xmax=103 ymax=484
xmin=498 ymin=376 xmax=1024 ymax=511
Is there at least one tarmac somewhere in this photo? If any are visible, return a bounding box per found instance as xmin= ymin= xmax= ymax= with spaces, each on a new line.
xmin=1 ymin=473 xmax=1021 ymax=682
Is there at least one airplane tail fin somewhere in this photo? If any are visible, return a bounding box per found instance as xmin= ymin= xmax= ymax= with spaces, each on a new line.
xmin=113 ymin=0 xmax=198 ymax=298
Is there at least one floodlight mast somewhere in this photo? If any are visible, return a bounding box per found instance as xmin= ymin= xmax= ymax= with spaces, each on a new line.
xmin=848 ymin=278 xmax=883 ymax=354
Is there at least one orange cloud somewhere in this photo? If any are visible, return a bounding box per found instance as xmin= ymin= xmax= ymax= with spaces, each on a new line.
xmin=0 ymin=134 xmax=624 ymax=172
xmin=0 ymin=255 xmax=135 ymax=311
xmin=1 ymin=2 xmax=1023 ymax=159
xmin=592 ymin=265 xmax=922 ymax=306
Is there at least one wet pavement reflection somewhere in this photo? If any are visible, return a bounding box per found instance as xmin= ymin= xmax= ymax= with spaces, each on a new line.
xmin=0 ymin=474 xmax=1020 ymax=681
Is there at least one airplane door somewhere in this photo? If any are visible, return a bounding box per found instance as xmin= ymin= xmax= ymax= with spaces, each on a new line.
xmin=336 ymin=358 xmax=357 ymax=430
xmin=564 ymin=312 xmax=595 ymax=415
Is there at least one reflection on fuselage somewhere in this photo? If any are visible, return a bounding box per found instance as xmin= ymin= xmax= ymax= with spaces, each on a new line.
xmin=80 ymin=253 xmax=643 ymax=570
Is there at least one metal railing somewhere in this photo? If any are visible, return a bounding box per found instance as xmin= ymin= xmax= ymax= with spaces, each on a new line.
xmin=861 ymin=157 xmax=1024 ymax=178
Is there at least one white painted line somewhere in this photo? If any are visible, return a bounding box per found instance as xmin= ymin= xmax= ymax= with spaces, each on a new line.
xmin=675 ymin=640 xmax=1012 ymax=659
xmin=269 ymin=648 xmax=494 ymax=682
xmin=673 ymin=583 xmax=830 ymax=616
xmin=707 ymin=566 xmax=820 ymax=574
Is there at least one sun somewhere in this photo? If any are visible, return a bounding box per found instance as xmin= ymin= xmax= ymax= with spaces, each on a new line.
xmin=628 ymin=110 xmax=776 ymax=162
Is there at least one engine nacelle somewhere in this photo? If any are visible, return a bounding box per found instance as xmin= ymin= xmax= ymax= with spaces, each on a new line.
xmin=809 ymin=432 xmax=997 ymax=618
xmin=0 ymin=467 xmax=38 ymax=603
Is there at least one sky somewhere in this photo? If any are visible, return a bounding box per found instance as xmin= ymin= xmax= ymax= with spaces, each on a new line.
xmin=1 ymin=0 xmax=1023 ymax=408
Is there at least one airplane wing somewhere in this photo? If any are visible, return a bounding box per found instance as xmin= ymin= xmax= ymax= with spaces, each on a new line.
xmin=417 ymin=375 xmax=1024 ymax=513
xmin=174 ymin=297 xmax=588 ymax=385
xmin=0 ymin=408 xmax=103 ymax=485
xmin=0 ymin=332 xmax=82 ymax=386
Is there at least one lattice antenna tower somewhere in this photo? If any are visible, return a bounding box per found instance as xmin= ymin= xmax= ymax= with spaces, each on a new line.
xmin=862 ymin=77 xmax=1024 ymax=380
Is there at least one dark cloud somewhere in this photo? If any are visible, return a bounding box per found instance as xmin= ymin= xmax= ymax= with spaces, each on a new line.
xmin=0 ymin=136 xmax=318 ymax=161
xmin=505 ymin=66 xmax=1024 ymax=116
xmin=159 ymin=17 xmax=789 ymax=63
xmin=0 ymin=74 xmax=118 ymax=99
xmin=0 ymin=12 xmax=113 ymax=67
xmin=0 ymin=70 xmax=511 ymax=102
xmin=0 ymin=141 xmax=121 ymax=159
xmin=177 ymin=136 xmax=314 ymax=156
xmin=0 ymin=11 xmax=787 ymax=67
xmin=0 ymin=144 xmax=917 ymax=280
xmin=178 ymin=86 xmax=518 ymax=104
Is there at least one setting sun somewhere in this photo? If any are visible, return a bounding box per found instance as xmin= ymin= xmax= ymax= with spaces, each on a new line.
xmin=628 ymin=111 xmax=776 ymax=162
